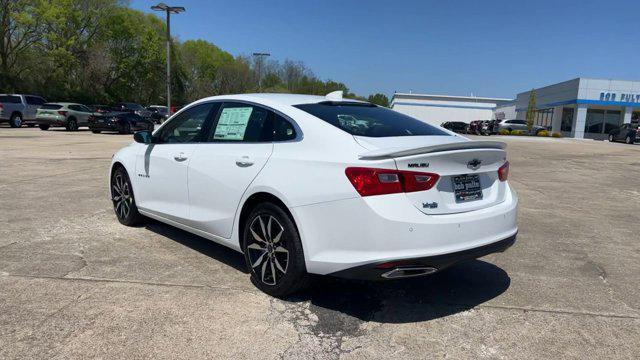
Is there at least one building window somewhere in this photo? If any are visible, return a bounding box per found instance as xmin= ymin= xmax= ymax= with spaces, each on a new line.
xmin=534 ymin=108 xmax=553 ymax=128
xmin=632 ymin=111 xmax=640 ymax=124
xmin=585 ymin=109 xmax=622 ymax=134
xmin=561 ymin=107 xmax=574 ymax=132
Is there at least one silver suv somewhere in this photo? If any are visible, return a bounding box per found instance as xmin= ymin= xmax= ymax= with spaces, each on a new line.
xmin=0 ymin=94 xmax=47 ymax=128
xmin=36 ymin=103 xmax=94 ymax=131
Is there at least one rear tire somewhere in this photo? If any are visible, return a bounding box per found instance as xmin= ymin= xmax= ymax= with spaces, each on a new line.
xmin=66 ymin=118 xmax=78 ymax=131
xmin=111 ymin=167 xmax=144 ymax=226
xmin=39 ymin=124 xmax=50 ymax=130
xmin=119 ymin=122 xmax=131 ymax=135
xmin=608 ymin=134 xmax=614 ymax=142
xmin=242 ymin=202 xmax=309 ymax=297
xmin=9 ymin=113 xmax=22 ymax=128
xmin=626 ymin=136 xmax=633 ymax=144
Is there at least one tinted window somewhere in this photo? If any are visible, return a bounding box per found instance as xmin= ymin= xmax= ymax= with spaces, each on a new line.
xmin=274 ymin=114 xmax=296 ymax=141
xmin=0 ymin=95 xmax=22 ymax=103
xmin=40 ymin=103 xmax=62 ymax=110
xmin=208 ymin=103 xmax=272 ymax=142
xmin=294 ymin=102 xmax=449 ymax=137
xmin=68 ymin=105 xmax=81 ymax=111
xmin=158 ymin=103 xmax=217 ymax=143
xmin=26 ymin=96 xmax=46 ymax=105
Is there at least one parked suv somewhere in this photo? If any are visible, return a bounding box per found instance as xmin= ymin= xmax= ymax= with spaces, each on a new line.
xmin=0 ymin=94 xmax=47 ymax=127
xmin=36 ymin=103 xmax=94 ymax=131
xmin=608 ymin=123 xmax=639 ymax=144
xmin=498 ymin=119 xmax=546 ymax=134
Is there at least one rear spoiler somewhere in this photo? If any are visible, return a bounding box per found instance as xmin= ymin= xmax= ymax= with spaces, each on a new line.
xmin=358 ymin=140 xmax=506 ymax=160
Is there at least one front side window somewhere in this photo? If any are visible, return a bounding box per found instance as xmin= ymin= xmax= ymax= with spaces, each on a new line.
xmin=208 ymin=103 xmax=272 ymax=142
xmin=40 ymin=103 xmax=62 ymax=110
xmin=157 ymin=103 xmax=217 ymax=143
xmin=294 ymin=102 xmax=449 ymax=137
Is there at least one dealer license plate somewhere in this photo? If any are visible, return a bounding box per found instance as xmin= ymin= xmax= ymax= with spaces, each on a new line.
xmin=452 ymin=174 xmax=483 ymax=203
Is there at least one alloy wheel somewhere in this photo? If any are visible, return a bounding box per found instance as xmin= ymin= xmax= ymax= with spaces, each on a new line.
xmin=112 ymin=173 xmax=132 ymax=219
xmin=246 ymin=215 xmax=289 ymax=286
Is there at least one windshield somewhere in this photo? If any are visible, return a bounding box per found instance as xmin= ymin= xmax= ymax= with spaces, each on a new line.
xmin=294 ymin=102 xmax=450 ymax=137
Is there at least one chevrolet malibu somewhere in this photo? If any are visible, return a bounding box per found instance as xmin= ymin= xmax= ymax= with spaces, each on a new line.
xmin=109 ymin=92 xmax=518 ymax=296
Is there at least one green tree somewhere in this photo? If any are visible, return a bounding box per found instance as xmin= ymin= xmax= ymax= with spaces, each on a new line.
xmin=179 ymin=39 xmax=234 ymax=101
xmin=526 ymin=89 xmax=537 ymax=133
xmin=367 ymin=93 xmax=389 ymax=107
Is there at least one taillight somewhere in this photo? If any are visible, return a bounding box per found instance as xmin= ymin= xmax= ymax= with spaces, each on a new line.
xmin=345 ymin=167 xmax=439 ymax=197
xmin=58 ymin=110 xmax=67 ymax=116
xmin=498 ymin=161 xmax=509 ymax=182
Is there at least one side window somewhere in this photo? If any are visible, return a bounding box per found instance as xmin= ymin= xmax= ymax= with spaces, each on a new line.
xmin=68 ymin=105 xmax=80 ymax=111
xmin=26 ymin=96 xmax=45 ymax=105
xmin=157 ymin=103 xmax=217 ymax=144
xmin=273 ymin=114 xmax=297 ymax=141
xmin=209 ymin=102 xmax=272 ymax=142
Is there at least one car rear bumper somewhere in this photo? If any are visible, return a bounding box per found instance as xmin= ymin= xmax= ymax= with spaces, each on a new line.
xmin=327 ymin=233 xmax=516 ymax=280
xmin=291 ymin=183 xmax=518 ymax=275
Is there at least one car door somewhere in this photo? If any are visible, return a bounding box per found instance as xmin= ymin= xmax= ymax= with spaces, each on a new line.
xmin=25 ymin=96 xmax=45 ymax=120
xmin=75 ymin=105 xmax=92 ymax=125
xmin=187 ymin=102 xmax=278 ymax=239
xmin=615 ymin=124 xmax=626 ymax=141
xmin=134 ymin=102 xmax=218 ymax=222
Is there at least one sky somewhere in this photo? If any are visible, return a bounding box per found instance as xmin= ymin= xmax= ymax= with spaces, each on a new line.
xmin=130 ymin=0 xmax=640 ymax=99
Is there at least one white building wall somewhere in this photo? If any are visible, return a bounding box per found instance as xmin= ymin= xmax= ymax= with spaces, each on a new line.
xmin=391 ymin=103 xmax=494 ymax=126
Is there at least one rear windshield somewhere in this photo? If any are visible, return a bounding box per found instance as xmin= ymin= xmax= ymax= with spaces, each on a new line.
xmin=294 ymin=102 xmax=450 ymax=137
xmin=40 ymin=103 xmax=62 ymax=110
xmin=0 ymin=95 xmax=21 ymax=103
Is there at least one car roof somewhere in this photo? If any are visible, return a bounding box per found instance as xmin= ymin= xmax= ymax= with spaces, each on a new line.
xmin=192 ymin=93 xmax=367 ymax=107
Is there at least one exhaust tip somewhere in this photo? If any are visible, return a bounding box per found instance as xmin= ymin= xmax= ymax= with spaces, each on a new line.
xmin=381 ymin=266 xmax=438 ymax=279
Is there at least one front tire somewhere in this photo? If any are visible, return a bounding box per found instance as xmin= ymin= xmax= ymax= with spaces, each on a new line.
xmin=608 ymin=134 xmax=614 ymax=142
xmin=626 ymin=136 xmax=633 ymax=144
xmin=111 ymin=167 xmax=144 ymax=226
xmin=242 ymin=202 xmax=309 ymax=297
xmin=39 ymin=124 xmax=50 ymax=130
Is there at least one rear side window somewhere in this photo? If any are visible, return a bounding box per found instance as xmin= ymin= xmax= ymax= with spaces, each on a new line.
xmin=40 ymin=104 xmax=62 ymax=110
xmin=209 ymin=103 xmax=272 ymax=142
xmin=26 ymin=96 xmax=46 ymax=105
xmin=273 ymin=114 xmax=296 ymax=141
xmin=0 ymin=95 xmax=21 ymax=103
xmin=294 ymin=102 xmax=449 ymax=137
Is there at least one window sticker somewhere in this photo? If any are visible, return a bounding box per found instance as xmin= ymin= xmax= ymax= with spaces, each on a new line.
xmin=213 ymin=107 xmax=253 ymax=140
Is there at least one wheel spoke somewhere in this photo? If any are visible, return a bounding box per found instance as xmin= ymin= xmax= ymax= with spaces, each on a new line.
xmin=270 ymin=259 xmax=277 ymax=284
xmin=274 ymin=256 xmax=287 ymax=274
xmin=261 ymin=258 xmax=270 ymax=284
xmin=258 ymin=216 xmax=268 ymax=242
xmin=250 ymin=227 xmax=266 ymax=243
xmin=267 ymin=216 xmax=273 ymax=241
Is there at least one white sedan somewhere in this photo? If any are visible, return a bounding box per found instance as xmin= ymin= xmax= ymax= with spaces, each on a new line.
xmin=109 ymin=92 xmax=518 ymax=296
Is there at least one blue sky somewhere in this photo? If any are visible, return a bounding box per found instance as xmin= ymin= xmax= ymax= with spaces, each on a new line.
xmin=131 ymin=0 xmax=640 ymax=99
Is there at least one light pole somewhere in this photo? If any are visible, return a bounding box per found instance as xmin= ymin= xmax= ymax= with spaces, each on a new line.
xmin=151 ymin=3 xmax=185 ymax=116
xmin=252 ymin=52 xmax=270 ymax=92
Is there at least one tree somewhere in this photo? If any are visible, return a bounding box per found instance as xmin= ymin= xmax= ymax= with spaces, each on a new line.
xmin=367 ymin=93 xmax=389 ymax=107
xmin=526 ymin=89 xmax=537 ymax=133
xmin=179 ymin=39 xmax=234 ymax=101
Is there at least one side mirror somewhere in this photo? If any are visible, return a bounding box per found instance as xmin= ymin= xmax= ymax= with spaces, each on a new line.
xmin=133 ymin=130 xmax=153 ymax=144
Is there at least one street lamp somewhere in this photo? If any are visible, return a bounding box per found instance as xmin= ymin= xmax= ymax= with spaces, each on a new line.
xmin=252 ymin=52 xmax=270 ymax=92
xmin=151 ymin=3 xmax=185 ymax=116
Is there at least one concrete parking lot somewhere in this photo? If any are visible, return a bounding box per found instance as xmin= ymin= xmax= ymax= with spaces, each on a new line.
xmin=1 ymin=127 xmax=639 ymax=359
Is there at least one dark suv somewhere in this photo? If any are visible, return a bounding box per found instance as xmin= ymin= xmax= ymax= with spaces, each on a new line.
xmin=112 ymin=102 xmax=152 ymax=120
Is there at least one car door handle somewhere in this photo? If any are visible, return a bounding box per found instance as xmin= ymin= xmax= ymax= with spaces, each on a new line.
xmin=236 ymin=156 xmax=254 ymax=167
xmin=174 ymin=152 xmax=188 ymax=162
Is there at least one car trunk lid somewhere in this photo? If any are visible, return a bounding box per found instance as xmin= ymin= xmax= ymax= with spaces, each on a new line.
xmin=355 ymin=136 xmax=508 ymax=215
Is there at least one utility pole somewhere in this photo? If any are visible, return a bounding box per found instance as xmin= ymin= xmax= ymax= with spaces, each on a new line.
xmin=252 ymin=52 xmax=270 ymax=92
xmin=151 ymin=3 xmax=185 ymax=116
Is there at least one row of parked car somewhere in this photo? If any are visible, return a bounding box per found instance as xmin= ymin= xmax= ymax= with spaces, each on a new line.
xmin=441 ymin=119 xmax=548 ymax=136
xmin=0 ymin=94 xmax=171 ymax=134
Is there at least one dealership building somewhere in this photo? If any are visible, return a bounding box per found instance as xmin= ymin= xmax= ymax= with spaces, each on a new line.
xmin=391 ymin=77 xmax=640 ymax=139
xmin=390 ymin=93 xmax=515 ymax=127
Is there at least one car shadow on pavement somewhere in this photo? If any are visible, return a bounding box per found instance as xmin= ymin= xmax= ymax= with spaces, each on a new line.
xmin=143 ymin=220 xmax=510 ymax=324
xmin=144 ymin=219 xmax=248 ymax=274
xmin=291 ymin=260 xmax=511 ymax=324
